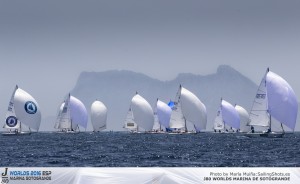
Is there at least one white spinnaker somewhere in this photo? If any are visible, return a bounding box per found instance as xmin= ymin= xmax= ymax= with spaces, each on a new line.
xmin=131 ymin=94 xmax=154 ymax=131
xmin=91 ymin=100 xmax=107 ymax=131
xmin=266 ymin=71 xmax=298 ymax=130
xmin=248 ymin=71 xmax=270 ymax=127
xmin=214 ymin=109 xmax=224 ymax=130
xmin=14 ymin=87 xmax=41 ymax=131
xmin=4 ymin=85 xmax=20 ymax=129
xmin=235 ymin=105 xmax=250 ymax=132
xmin=70 ymin=95 xmax=88 ymax=129
xmin=221 ymin=100 xmax=240 ymax=129
xmin=156 ymin=100 xmax=172 ymax=128
xmin=180 ymin=87 xmax=207 ymax=131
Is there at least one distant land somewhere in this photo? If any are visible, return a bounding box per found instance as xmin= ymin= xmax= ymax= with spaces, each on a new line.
xmin=40 ymin=65 xmax=300 ymax=131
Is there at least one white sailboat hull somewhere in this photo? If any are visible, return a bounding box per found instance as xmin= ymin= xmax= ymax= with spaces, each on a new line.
xmin=168 ymin=131 xmax=197 ymax=135
xmin=2 ymin=131 xmax=31 ymax=136
xmin=55 ymin=130 xmax=79 ymax=134
xmin=244 ymin=132 xmax=284 ymax=138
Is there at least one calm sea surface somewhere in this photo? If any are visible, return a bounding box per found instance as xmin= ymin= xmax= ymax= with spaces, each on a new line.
xmin=0 ymin=132 xmax=299 ymax=167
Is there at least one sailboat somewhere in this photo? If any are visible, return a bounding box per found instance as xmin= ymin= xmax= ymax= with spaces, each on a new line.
xmin=123 ymin=107 xmax=138 ymax=132
xmin=152 ymin=99 xmax=172 ymax=133
xmin=169 ymin=85 xmax=207 ymax=133
xmin=123 ymin=92 xmax=154 ymax=133
xmin=2 ymin=85 xmax=41 ymax=136
xmin=54 ymin=94 xmax=88 ymax=133
xmin=213 ymin=99 xmax=240 ymax=133
xmin=246 ymin=68 xmax=298 ymax=138
xmin=91 ymin=100 xmax=107 ymax=132
xmin=235 ymin=105 xmax=250 ymax=133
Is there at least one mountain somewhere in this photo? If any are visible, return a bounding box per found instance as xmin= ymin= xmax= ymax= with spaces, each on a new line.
xmin=68 ymin=65 xmax=258 ymax=131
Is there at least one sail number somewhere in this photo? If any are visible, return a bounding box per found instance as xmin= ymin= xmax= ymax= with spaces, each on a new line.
xmin=256 ymin=94 xmax=266 ymax=99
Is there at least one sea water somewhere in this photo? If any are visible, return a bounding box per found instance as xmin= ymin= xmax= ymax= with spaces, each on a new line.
xmin=0 ymin=132 xmax=299 ymax=167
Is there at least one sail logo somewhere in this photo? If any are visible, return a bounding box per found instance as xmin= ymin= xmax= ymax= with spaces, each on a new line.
xmin=24 ymin=101 xmax=37 ymax=114
xmin=6 ymin=116 xmax=18 ymax=127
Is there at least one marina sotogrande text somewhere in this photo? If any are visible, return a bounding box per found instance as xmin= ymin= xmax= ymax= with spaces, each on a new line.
xmin=204 ymin=171 xmax=291 ymax=181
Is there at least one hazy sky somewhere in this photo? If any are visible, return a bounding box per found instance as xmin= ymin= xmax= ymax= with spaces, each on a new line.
xmin=1 ymin=0 xmax=300 ymax=119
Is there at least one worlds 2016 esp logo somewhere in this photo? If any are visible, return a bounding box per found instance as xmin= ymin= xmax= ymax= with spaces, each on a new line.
xmin=1 ymin=168 xmax=52 ymax=183
xmin=24 ymin=101 xmax=37 ymax=114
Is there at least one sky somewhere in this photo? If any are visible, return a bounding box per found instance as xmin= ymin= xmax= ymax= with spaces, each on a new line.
xmin=0 ymin=0 xmax=300 ymax=120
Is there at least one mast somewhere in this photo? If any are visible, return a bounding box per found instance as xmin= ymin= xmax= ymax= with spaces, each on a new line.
xmin=269 ymin=114 xmax=272 ymax=131
xmin=69 ymin=93 xmax=71 ymax=131
xmin=220 ymin=98 xmax=225 ymax=132
xmin=179 ymin=85 xmax=186 ymax=132
xmin=184 ymin=118 xmax=187 ymax=132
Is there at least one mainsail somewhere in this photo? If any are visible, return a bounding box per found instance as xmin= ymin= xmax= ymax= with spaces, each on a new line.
xmin=91 ymin=100 xmax=107 ymax=131
xmin=56 ymin=97 xmax=72 ymax=130
xmin=169 ymin=100 xmax=184 ymax=129
xmin=130 ymin=94 xmax=154 ymax=131
xmin=248 ymin=70 xmax=269 ymax=127
xmin=124 ymin=107 xmax=137 ymax=130
xmin=4 ymin=85 xmax=21 ymax=129
xmin=54 ymin=102 xmax=66 ymax=129
xmin=213 ymin=109 xmax=224 ymax=131
xmin=169 ymin=87 xmax=185 ymax=129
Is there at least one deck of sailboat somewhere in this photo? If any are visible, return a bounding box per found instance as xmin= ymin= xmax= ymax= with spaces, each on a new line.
xmin=1 ymin=131 xmax=31 ymax=136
